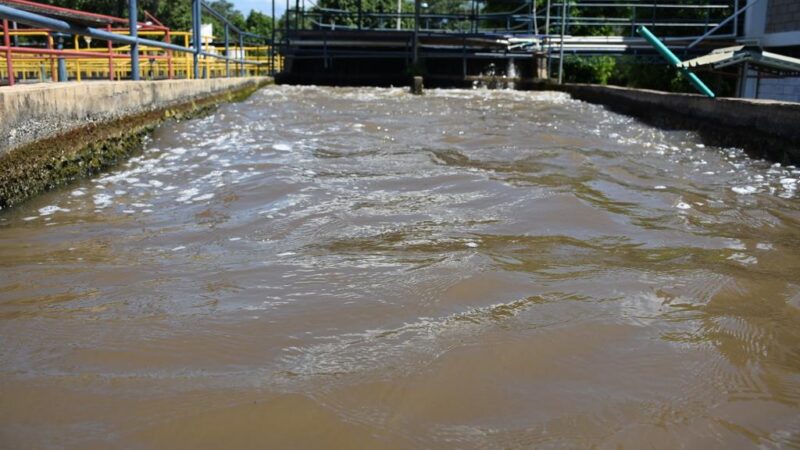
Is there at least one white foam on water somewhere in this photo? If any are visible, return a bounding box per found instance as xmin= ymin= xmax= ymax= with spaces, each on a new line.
xmin=149 ymin=180 xmax=164 ymax=188
xmin=277 ymin=252 xmax=296 ymax=257
xmin=728 ymin=252 xmax=758 ymax=265
xmin=22 ymin=216 xmax=38 ymax=221
xmin=193 ymin=193 xmax=214 ymax=202
xmin=71 ymin=189 xmax=86 ymax=197
xmin=654 ymin=185 xmax=667 ymax=190
xmin=176 ymin=188 xmax=199 ymax=203
xmin=273 ymin=143 xmax=292 ymax=152
xmin=229 ymin=237 xmax=242 ymax=242
xmin=756 ymin=243 xmax=774 ymax=251
xmin=675 ymin=202 xmax=691 ymax=210
xmin=38 ymin=205 xmax=70 ymax=216
xmin=171 ymin=246 xmax=186 ymax=251
xmin=93 ymin=193 xmax=113 ymax=209
xmin=465 ymin=242 xmax=479 ymax=248
xmin=732 ymin=186 xmax=757 ymax=195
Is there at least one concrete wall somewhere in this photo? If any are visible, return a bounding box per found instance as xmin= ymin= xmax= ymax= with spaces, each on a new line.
xmin=749 ymin=76 xmax=800 ymax=102
xmin=766 ymin=0 xmax=800 ymax=34
xmin=745 ymin=0 xmax=800 ymax=48
xmin=552 ymin=83 xmax=800 ymax=165
xmin=0 ymin=77 xmax=272 ymax=156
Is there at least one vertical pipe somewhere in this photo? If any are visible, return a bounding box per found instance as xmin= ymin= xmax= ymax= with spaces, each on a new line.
xmin=224 ymin=24 xmax=230 ymax=77
xmin=358 ymin=0 xmax=362 ymax=30
xmin=48 ymin=33 xmax=56 ymax=81
xmin=557 ymin=0 xmax=565 ymax=84
xmin=544 ymin=0 xmax=550 ymax=34
xmin=271 ymin=0 xmax=276 ymax=73
xmin=3 ymin=19 xmax=13 ymax=86
xmin=74 ymin=34 xmax=81 ymax=82
xmin=296 ymin=0 xmax=301 ymax=30
xmin=396 ymin=0 xmax=401 ymax=30
xmin=413 ymin=0 xmax=420 ymax=66
xmin=56 ymin=34 xmax=67 ymax=82
xmin=285 ymin=0 xmax=290 ymax=42
xmin=239 ymin=34 xmax=245 ymax=77
xmin=166 ymin=29 xmax=173 ymax=79
xmin=192 ymin=0 xmax=200 ymax=80
xmin=129 ymin=0 xmax=139 ymax=80
xmin=107 ymin=25 xmax=114 ymax=80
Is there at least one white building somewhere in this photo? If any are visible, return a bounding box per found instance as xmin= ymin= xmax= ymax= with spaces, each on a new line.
xmin=741 ymin=0 xmax=800 ymax=101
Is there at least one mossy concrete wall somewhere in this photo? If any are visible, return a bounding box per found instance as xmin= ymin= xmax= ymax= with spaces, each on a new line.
xmin=532 ymin=83 xmax=800 ymax=165
xmin=1 ymin=78 xmax=272 ymax=155
xmin=0 ymin=77 xmax=272 ymax=209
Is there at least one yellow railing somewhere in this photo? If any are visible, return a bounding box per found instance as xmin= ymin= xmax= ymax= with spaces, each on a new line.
xmin=1 ymin=29 xmax=282 ymax=83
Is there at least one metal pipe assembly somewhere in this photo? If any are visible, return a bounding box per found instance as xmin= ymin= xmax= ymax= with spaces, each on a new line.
xmin=129 ymin=0 xmax=139 ymax=80
xmin=0 ymin=2 xmax=272 ymax=83
xmin=637 ymin=25 xmax=715 ymax=98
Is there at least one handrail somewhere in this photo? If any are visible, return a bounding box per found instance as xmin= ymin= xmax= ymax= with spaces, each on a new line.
xmin=0 ymin=1 xmax=280 ymax=86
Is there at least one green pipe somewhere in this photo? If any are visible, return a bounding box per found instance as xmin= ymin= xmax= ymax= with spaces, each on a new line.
xmin=636 ymin=26 xmax=715 ymax=99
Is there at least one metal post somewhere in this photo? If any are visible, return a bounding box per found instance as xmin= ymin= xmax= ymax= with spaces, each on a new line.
xmin=3 ymin=19 xmax=13 ymax=86
xmin=129 ymin=0 xmax=139 ymax=80
xmin=271 ymin=0 xmax=276 ymax=73
xmin=165 ymin=29 xmax=173 ymax=79
xmin=413 ymin=0 xmax=420 ymax=65
xmin=56 ymin=33 xmax=67 ymax=82
xmin=396 ymin=0 xmax=402 ymax=30
xmin=358 ymin=0 xmax=362 ymax=30
xmin=239 ymin=34 xmax=245 ymax=77
xmin=285 ymin=0 xmax=290 ymax=42
xmin=107 ymin=24 xmax=114 ymax=80
xmin=557 ymin=0 xmax=566 ymax=84
xmin=224 ymin=24 xmax=230 ymax=77
xmin=192 ymin=0 xmax=200 ymax=79
xmin=544 ymin=0 xmax=550 ymax=34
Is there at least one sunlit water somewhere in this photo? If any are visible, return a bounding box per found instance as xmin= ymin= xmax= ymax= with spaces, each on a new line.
xmin=1 ymin=86 xmax=800 ymax=449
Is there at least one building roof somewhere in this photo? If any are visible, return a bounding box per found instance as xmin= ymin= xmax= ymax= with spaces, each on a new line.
xmin=680 ymin=45 xmax=800 ymax=76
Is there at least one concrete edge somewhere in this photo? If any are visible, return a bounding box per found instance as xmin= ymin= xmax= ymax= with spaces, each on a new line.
xmin=521 ymin=81 xmax=800 ymax=165
xmin=0 ymin=78 xmax=273 ymax=210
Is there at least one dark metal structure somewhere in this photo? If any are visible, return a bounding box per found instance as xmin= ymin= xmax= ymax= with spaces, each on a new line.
xmin=273 ymin=0 xmax=748 ymax=86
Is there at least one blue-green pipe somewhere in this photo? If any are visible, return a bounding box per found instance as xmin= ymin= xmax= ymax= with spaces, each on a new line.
xmin=637 ymin=26 xmax=715 ymax=99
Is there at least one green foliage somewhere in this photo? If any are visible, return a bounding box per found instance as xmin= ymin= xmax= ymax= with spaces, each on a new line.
xmin=315 ymin=0 xmax=404 ymax=29
xmin=40 ymin=0 xmax=276 ymax=39
xmin=563 ymin=55 xmax=615 ymax=84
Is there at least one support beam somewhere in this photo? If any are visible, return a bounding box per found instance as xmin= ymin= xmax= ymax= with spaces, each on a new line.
xmin=557 ymin=0 xmax=566 ymax=84
xmin=224 ymin=24 xmax=230 ymax=77
xmin=239 ymin=34 xmax=245 ymax=77
xmin=192 ymin=0 xmax=201 ymax=79
xmin=3 ymin=19 xmax=13 ymax=86
xmin=129 ymin=0 xmax=139 ymax=80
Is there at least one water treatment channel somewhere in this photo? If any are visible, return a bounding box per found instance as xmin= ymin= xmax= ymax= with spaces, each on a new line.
xmin=1 ymin=86 xmax=800 ymax=449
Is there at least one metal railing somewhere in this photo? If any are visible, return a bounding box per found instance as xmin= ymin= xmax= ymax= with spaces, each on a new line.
xmin=282 ymin=0 xmax=738 ymax=39
xmin=0 ymin=0 xmax=282 ymax=87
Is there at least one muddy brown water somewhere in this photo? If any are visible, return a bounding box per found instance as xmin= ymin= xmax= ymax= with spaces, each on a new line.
xmin=1 ymin=86 xmax=800 ymax=449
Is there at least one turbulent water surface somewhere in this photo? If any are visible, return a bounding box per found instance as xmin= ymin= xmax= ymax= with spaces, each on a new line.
xmin=1 ymin=86 xmax=800 ymax=449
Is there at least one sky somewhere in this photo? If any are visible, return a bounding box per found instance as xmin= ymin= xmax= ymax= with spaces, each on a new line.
xmin=231 ymin=0 xmax=286 ymax=16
